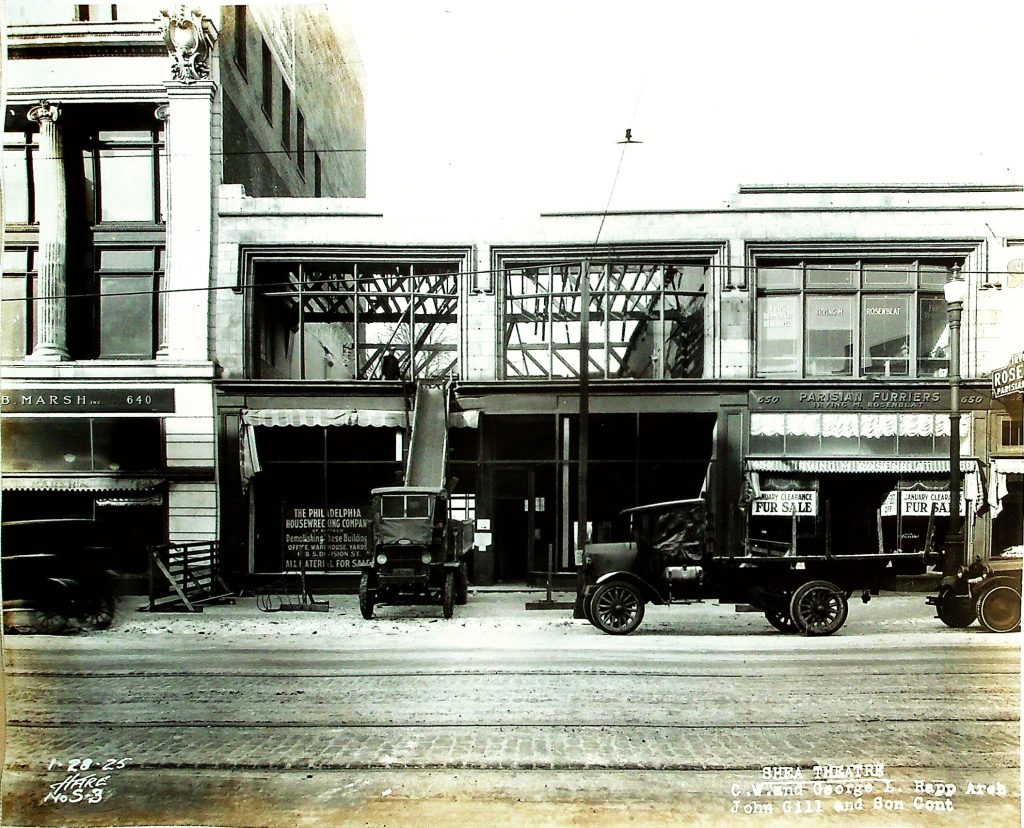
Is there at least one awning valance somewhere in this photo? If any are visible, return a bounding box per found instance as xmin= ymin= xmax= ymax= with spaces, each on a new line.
xmin=0 ymin=476 xmax=163 ymax=492
xmin=991 ymin=457 xmax=1024 ymax=475
xmin=240 ymin=408 xmax=480 ymax=429
xmin=745 ymin=458 xmax=979 ymax=474
xmin=241 ymin=408 xmax=406 ymax=428
xmin=95 ymin=493 xmax=165 ymax=507
xmin=751 ymin=412 xmax=952 ymax=438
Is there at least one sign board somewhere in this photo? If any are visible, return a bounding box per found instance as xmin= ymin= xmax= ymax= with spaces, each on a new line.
xmin=751 ymin=490 xmax=818 ymax=516
xmin=881 ymin=490 xmax=965 ymax=517
xmin=749 ymin=388 xmax=991 ymax=412
xmin=992 ymin=351 xmax=1024 ymax=399
xmin=282 ymin=504 xmax=371 ymax=571
xmin=1 ymin=387 xmax=175 ymax=414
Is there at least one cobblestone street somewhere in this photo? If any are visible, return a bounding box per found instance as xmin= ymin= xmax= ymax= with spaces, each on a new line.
xmin=2 ymin=592 xmax=1020 ymax=827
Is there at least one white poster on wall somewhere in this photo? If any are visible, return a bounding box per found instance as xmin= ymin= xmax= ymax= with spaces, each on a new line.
xmin=751 ymin=490 xmax=818 ymax=516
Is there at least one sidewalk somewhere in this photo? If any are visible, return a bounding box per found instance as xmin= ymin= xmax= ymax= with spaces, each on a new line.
xmin=5 ymin=590 xmax=1010 ymax=655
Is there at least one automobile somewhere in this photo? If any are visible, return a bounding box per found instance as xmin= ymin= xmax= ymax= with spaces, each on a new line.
xmin=1 ymin=519 xmax=117 ymax=634
xmin=358 ymin=486 xmax=472 ymax=619
xmin=581 ymin=498 xmax=902 ymax=636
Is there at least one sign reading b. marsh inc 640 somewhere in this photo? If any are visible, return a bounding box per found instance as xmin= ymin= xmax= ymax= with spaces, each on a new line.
xmin=992 ymin=351 xmax=1024 ymax=399
xmin=281 ymin=504 xmax=371 ymax=571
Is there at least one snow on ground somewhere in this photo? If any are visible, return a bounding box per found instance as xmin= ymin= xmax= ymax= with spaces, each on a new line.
xmin=5 ymin=590 xmax=1019 ymax=654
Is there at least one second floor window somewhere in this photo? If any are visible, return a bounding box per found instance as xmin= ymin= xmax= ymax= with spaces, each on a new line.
xmin=502 ymin=257 xmax=708 ymax=379
xmin=755 ymin=259 xmax=954 ymax=379
xmin=281 ymin=85 xmax=291 ymax=153
xmin=252 ymin=258 xmax=462 ymax=381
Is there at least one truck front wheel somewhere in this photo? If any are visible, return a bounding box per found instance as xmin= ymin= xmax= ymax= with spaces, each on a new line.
xmin=935 ymin=591 xmax=976 ymax=628
xmin=441 ymin=571 xmax=455 ymax=619
xmin=359 ymin=573 xmax=375 ymax=620
xmin=591 ymin=580 xmax=646 ymax=635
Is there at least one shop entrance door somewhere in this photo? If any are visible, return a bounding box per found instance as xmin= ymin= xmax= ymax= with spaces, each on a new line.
xmin=491 ymin=466 xmax=555 ymax=584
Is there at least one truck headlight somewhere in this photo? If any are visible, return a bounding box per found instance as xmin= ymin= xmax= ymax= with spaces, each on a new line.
xmin=376 ymin=553 xmax=388 ymax=565
xmin=421 ymin=552 xmax=432 ymax=564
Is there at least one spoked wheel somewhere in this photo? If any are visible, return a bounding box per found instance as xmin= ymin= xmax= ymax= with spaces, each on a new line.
xmin=80 ymin=594 xmax=115 ymax=630
xmin=441 ymin=571 xmax=455 ymax=619
xmin=358 ymin=572 xmax=375 ymax=620
xmin=34 ymin=606 xmax=70 ymax=635
xmin=789 ymin=580 xmax=849 ymax=636
xmin=975 ymin=578 xmax=1021 ymax=633
xmin=590 ymin=580 xmax=645 ymax=635
xmin=765 ymin=610 xmax=798 ymax=633
xmin=936 ymin=590 xmax=976 ymax=628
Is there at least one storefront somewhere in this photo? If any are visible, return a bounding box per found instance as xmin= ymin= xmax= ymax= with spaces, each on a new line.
xmin=742 ymin=386 xmax=994 ymax=569
xmin=1 ymin=383 xmax=216 ymax=589
xmin=219 ymin=382 xmax=725 ymax=587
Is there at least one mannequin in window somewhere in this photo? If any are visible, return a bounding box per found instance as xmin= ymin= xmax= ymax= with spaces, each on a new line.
xmin=381 ymin=351 xmax=401 ymax=380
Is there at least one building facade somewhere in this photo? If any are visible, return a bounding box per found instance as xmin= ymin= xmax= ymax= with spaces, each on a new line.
xmin=213 ymin=184 xmax=1024 ymax=588
xmin=1 ymin=4 xmax=365 ymax=587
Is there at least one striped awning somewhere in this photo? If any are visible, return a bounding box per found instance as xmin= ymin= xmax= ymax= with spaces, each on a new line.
xmin=0 ymin=475 xmax=164 ymax=492
xmin=241 ymin=408 xmax=406 ymax=428
xmin=745 ymin=458 xmax=979 ymax=474
xmin=240 ymin=408 xmax=479 ymax=429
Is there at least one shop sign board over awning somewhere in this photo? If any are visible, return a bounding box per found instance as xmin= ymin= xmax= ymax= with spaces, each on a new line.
xmin=748 ymin=388 xmax=991 ymax=412
xmin=746 ymin=458 xmax=979 ymax=474
xmin=991 ymin=351 xmax=1024 ymax=398
xmin=1 ymin=387 xmax=175 ymax=414
xmin=751 ymin=490 xmax=818 ymax=517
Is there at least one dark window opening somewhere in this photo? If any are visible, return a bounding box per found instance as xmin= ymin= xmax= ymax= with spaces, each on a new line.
xmin=233 ymin=5 xmax=247 ymax=76
xmin=261 ymin=40 xmax=273 ymax=121
xmin=281 ymin=85 xmax=291 ymax=153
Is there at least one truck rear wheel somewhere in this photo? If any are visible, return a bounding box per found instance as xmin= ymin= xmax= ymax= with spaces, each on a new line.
xmin=975 ymin=577 xmax=1021 ymax=633
xmin=790 ymin=580 xmax=848 ymax=636
xmin=935 ymin=591 xmax=976 ymax=628
xmin=765 ymin=610 xmax=798 ymax=633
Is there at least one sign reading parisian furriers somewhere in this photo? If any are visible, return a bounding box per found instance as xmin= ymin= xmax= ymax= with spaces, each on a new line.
xmin=992 ymin=351 xmax=1024 ymax=398
xmin=751 ymin=491 xmax=818 ymax=516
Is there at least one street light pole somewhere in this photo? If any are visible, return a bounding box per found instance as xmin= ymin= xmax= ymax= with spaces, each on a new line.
xmin=941 ymin=264 xmax=968 ymax=588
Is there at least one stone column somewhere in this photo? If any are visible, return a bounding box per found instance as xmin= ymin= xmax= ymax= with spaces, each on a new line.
xmin=154 ymin=103 xmax=171 ymax=356
xmin=26 ymin=101 xmax=69 ymax=361
xmin=159 ymin=82 xmax=215 ymax=361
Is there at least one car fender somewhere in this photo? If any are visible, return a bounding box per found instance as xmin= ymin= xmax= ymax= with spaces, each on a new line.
xmin=594 ymin=571 xmax=666 ymax=605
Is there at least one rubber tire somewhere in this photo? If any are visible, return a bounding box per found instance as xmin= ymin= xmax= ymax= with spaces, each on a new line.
xmin=441 ymin=571 xmax=455 ymax=619
xmin=80 ymin=594 xmax=115 ymax=630
xmin=590 ymin=580 xmax=646 ymax=635
xmin=455 ymin=567 xmax=469 ymax=605
xmin=936 ymin=591 xmax=977 ymax=628
xmin=583 ymin=595 xmax=596 ymax=627
xmin=975 ymin=577 xmax=1021 ymax=633
xmin=358 ymin=572 xmax=375 ymax=620
xmin=789 ymin=580 xmax=849 ymax=637
xmin=765 ymin=610 xmax=798 ymax=633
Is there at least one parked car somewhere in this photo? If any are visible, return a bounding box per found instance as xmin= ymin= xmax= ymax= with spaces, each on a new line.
xmin=1 ymin=519 xmax=117 ymax=634
xmin=358 ymin=486 xmax=472 ymax=619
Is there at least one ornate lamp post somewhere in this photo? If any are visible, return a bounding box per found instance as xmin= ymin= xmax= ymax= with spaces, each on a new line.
xmin=932 ymin=264 xmax=974 ymax=627
xmin=942 ymin=265 xmax=967 ymax=583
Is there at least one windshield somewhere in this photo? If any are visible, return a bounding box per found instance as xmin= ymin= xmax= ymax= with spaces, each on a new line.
xmin=381 ymin=494 xmax=432 ymax=520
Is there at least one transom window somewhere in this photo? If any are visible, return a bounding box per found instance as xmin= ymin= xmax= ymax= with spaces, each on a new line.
xmin=503 ymin=258 xmax=708 ymax=379
xmin=755 ymin=259 xmax=954 ymax=379
xmin=252 ymin=258 xmax=462 ymax=380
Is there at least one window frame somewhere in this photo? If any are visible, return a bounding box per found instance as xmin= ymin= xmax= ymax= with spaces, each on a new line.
xmin=754 ymin=258 xmax=958 ymax=380
xmin=233 ymin=5 xmax=248 ymax=77
xmin=261 ymin=39 xmax=274 ymax=122
xmin=281 ymin=85 xmax=291 ymax=153
xmin=495 ymin=246 xmax=718 ymax=381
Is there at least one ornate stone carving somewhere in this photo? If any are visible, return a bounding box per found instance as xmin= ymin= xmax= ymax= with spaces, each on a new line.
xmin=159 ymin=6 xmax=216 ymax=83
xmin=27 ymin=100 xmax=60 ymax=124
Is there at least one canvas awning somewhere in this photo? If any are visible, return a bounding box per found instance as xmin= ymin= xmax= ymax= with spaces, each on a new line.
xmin=745 ymin=458 xmax=979 ymax=474
xmin=238 ymin=407 xmax=479 ymax=491
xmin=0 ymin=476 xmax=163 ymax=492
xmin=988 ymin=457 xmax=1024 ymax=518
